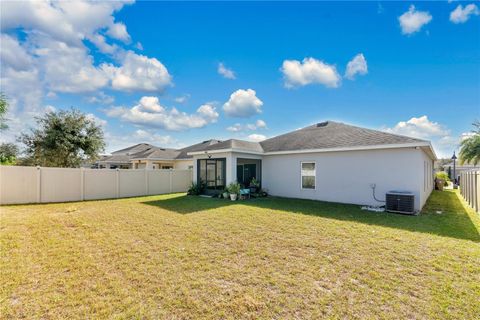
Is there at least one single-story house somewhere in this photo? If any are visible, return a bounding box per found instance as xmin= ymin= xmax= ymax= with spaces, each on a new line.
xmin=96 ymin=140 xmax=221 ymax=170
xmin=187 ymin=121 xmax=437 ymax=211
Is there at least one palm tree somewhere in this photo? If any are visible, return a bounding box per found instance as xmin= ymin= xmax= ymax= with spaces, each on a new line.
xmin=459 ymin=120 xmax=480 ymax=165
xmin=0 ymin=93 xmax=8 ymax=130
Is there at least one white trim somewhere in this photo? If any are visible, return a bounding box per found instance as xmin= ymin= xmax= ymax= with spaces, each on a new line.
xmin=300 ymin=161 xmax=316 ymax=190
xmin=130 ymin=158 xmax=178 ymax=161
xmin=186 ymin=142 xmax=437 ymax=160
xmin=188 ymin=148 xmax=264 ymax=156
xmin=265 ymin=142 xmax=434 ymax=156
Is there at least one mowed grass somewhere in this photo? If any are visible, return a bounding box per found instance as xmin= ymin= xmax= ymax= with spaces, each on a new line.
xmin=1 ymin=190 xmax=479 ymax=319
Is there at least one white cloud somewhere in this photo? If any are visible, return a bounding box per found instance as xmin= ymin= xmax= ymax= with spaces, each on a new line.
xmin=0 ymin=0 xmax=172 ymax=125
xmin=197 ymin=104 xmax=219 ymax=123
xmin=87 ymin=92 xmax=115 ymax=105
xmin=384 ymin=115 xmax=448 ymax=139
xmin=0 ymin=34 xmax=42 ymax=115
xmin=227 ymin=123 xmax=243 ymax=132
xmin=174 ymin=94 xmax=190 ymax=104
xmin=104 ymin=96 xmax=219 ymax=131
xmin=86 ymin=113 xmax=108 ymax=127
xmin=281 ymin=57 xmax=341 ymax=88
xmin=460 ymin=132 xmax=475 ymax=141
xmin=255 ymin=119 xmax=267 ymax=129
xmin=248 ymin=134 xmax=267 ymax=142
xmin=398 ymin=5 xmax=432 ymax=35
xmin=0 ymin=0 xmax=132 ymax=46
xmin=87 ymin=34 xmax=118 ymax=55
xmin=382 ymin=115 xmax=465 ymax=158
xmin=105 ymin=51 xmax=172 ymax=92
xmin=227 ymin=119 xmax=267 ymax=132
xmin=217 ymin=62 xmax=236 ymax=79
xmin=450 ymin=4 xmax=479 ymax=24
xmin=0 ymin=34 xmax=34 ymax=71
xmin=106 ymin=22 xmax=131 ymax=43
xmin=223 ymin=89 xmax=263 ymax=118
xmin=345 ymin=53 xmax=368 ymax=80
xmin=33 ymin=35 xmax=111 ymax=93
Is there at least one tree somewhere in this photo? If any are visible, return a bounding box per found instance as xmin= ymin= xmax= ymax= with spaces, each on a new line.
xmin=459 ymin=120 xmax=480 ymax=165
xmin=0 ymin=143 xmax=19 ymax=165
xmin=0 ymin=93 xmax=8 ymax=130
xmin=19 ymin=108 xmax=105 ymax=167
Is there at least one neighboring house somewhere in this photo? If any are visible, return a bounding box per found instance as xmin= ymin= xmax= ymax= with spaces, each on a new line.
xmin=187 ymin=121 xmax=437 ymax=211
xmin=96 ymin=140 xmax=221 ymax=170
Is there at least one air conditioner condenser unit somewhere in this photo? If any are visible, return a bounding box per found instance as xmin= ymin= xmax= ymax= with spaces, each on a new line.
xmin=385 ymin=191 xmax=415 ymax=215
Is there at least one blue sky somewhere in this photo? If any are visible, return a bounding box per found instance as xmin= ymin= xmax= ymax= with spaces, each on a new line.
xmin=1 ymin=1 xmax=479 ymax=157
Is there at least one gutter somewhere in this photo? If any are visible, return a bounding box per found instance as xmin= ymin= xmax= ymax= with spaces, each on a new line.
xmin=187 ymin=142 xmax=437 ymax=160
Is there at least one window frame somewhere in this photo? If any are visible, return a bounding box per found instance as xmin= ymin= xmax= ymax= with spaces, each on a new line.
xmin=300 ymin=161 xmax=316 ymax=190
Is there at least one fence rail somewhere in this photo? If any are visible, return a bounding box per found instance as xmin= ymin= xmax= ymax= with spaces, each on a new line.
xmin=0 ymin=166 xmax=192 ymax=205
xmin=459 ymin=170 xmax=480 ymax=213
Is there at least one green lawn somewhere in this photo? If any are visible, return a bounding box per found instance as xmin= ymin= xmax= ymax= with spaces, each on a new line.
xmin=1 ymin=190 xmax=479 ymax=319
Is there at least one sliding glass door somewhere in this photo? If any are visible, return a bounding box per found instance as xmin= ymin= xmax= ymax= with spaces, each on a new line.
xmin=197 ymin=158 xmax=226 ymax=192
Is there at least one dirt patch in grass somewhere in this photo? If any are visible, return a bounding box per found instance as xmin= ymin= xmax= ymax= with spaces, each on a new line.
xmin=1 ymin=190 xmax=479 ymax=319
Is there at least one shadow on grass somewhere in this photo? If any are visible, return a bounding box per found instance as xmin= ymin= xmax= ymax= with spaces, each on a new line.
xmin=142 ymin=190 xmax=480 ymax=242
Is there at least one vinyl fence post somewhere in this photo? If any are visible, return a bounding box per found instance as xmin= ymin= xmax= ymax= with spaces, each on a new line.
xmin=145 ymin=168 xmax=149 ymax=196
xmin=475 ymin=172 xmax=478 ymax=212
xmin=36 ymin=166 xmax=41 ymax=203
xmin=471 ymin=172 xmax=474 ymax=207
xmin=169 ymin=169 xmax=173 ymax=193
xmin=115 ymin=168 xmax=120 ymax=198
xmin=80 ymin=167 xmax=85 ymax=201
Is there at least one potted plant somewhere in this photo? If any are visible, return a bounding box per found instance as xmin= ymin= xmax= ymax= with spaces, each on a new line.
xmin=222 ymin=188 xmax=228 ymax=199
xmin=249 ymin=178 xmax=260 ymax=193
xmin=227 ymin=182 xmax=241 ymax=201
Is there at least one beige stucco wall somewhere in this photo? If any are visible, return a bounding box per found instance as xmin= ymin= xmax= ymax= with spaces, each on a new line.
xmin=174 ymin=160 xmax=193 ymax=170
xmin=419 ymin=149 xmax=435 ymax=209
xmin=262 ymin=147 xmax=429 ymax=211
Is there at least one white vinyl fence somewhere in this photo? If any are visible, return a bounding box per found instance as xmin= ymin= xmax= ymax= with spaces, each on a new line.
xmin=459 ymin=170 xmax=480 ymax=213
xmin=0 ymin=166 xmax=193 ymax=205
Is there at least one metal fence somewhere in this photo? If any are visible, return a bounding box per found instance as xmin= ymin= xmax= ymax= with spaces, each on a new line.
xmin=459 ymin=170 xmax=480 ymax=213
xmin=0 ymin=166 xmax=192 ymax=205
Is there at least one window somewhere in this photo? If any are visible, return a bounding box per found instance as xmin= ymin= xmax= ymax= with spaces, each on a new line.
xmin=301 ymin=162 xmax=316 ymax=189
xmin=197 ymin=158 xmax=226 ymax=190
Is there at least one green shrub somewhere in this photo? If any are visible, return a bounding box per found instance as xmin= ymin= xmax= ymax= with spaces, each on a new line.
xmin=435 ymin=171 xmax=450 ymax=186
xmin=227 ymin=182 xmax=241 ymax=195
xmin=435 ymin=171 xmax=450 ymax=181
xmin=187 ymin=181 xmax=205 ymax=195
xmin=249 ymin=178 xmax=260 ymax=188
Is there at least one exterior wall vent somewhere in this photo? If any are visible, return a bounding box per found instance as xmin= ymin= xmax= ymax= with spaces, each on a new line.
xmin=386 ymin=191 xmax=415 ymax=215
xmin=316 ymin=121 xmax=329 ymax=127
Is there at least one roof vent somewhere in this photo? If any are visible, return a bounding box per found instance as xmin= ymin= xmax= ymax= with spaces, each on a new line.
xmin=316 ymin=121 xmax=329 ymax=127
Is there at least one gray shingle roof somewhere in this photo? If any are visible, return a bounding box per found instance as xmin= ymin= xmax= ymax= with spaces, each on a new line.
xmin=201 ymin=139 xmax=264 ymax=153
xmin=130 ymin=147 xmax=181 ymax=160
xmin=102 ymin=121 xmax=427 ymax=164
xmin=98 ymin=154 xmax=133 ymax=163
xmin=111 ymin=143 xmax=156 ymax=155
xmin=175 ymin=140 xmax=222 ymax=159
xmin=260 ymin=121 xmax=427 ymax=152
